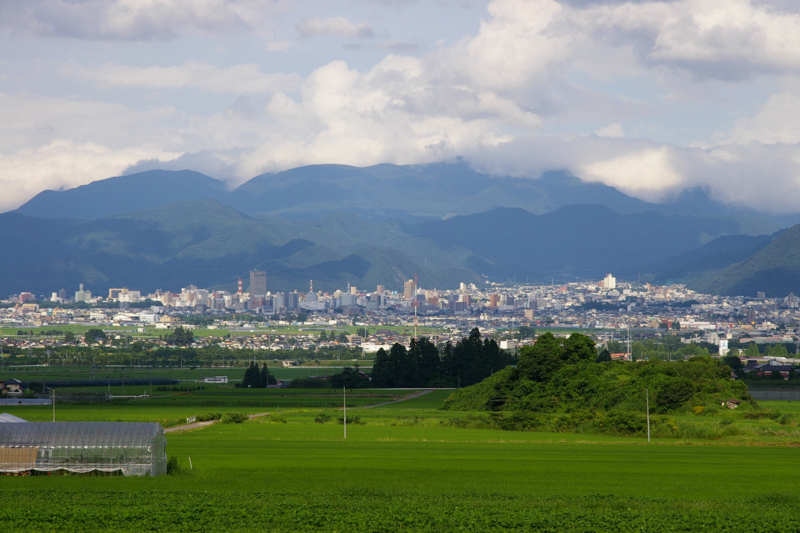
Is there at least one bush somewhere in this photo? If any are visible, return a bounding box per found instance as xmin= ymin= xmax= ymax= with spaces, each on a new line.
xmin=338 ymin=416 xmax=364 ymax=425
xmin=167 ymin=455 xmax=182 ymax=475
xmin=196 ymin=413 xmax=222 ymax=422
xmin=221 ymin=412 xmax=249 ymax=424
xmin=314 ymin=414 xmax=332 ymax=424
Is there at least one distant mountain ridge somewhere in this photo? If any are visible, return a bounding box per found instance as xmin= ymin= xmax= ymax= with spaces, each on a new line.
xmin=0 ymin=198 xmax=771 ymax=296
xmin=12 ymin=163 xmax=787 ymax=234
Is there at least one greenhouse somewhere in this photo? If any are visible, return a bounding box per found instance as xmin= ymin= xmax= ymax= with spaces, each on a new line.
xmin=0 ymin=421 xmax=167 ymax=476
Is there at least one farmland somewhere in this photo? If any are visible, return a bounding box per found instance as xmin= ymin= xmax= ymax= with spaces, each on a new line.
xmin=2 ymin=390 xmax=800 ymax=531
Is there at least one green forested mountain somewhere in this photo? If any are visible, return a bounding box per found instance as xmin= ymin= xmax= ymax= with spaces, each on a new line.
xmin=0 ymin=198 xmax=777 ymax=295
xmin=689 ymin=224 xmax=800 ymax=297
xmin=443 ymin=333 xmax=751 ymax=416
xmin=13 ymin=163 xmax=786 ymax=234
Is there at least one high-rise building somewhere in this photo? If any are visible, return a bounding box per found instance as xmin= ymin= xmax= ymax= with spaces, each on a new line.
xmin=404 ymin=279 xmax=415 ymax=300
xmin=250 ymin=270 xmax=267 ymax=296
xmin=602 ymin=273 xmax=616 ymax=290
xmin=489 ymin=294 xmax=500 ymax=308
xmin=350 ymin=286 xmax=358 ymax=296
xmin=75 ymin=284 xmax=91 ymax=303
xmin=376 ymin=285 xmax=385 ymax=295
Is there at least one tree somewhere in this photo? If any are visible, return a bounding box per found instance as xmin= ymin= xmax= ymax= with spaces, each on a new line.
xmin=337 ymin=332 xmax=348 ymax=343
xmin=595 ymin=348 xmax=612 ymax=363
xmin=242 ymin=362 xmax=261 ymax=388
xmin=260 ymin=363 xmax=276 ymax=386
xmin=516 ymin=326 xmax=536 ymax=340
xmin=84 ymin=329 xmax=107 ymax=344
xmin=319 ymin=331 xmax=328 ymax=342
xmin=64 ymin=331 xmax=76 ymax=344
xmin=517 ymin=332 xmax=565 ymax=383
xmin=330 ymin=367 xmax=370 ymax=388
xmin=672 ymin=321 xmax=681 ymax=330
xmin=745 ymin=343 xmax=761 ymax=359
xmin=722 ymin=354 xmax=743 ymax=372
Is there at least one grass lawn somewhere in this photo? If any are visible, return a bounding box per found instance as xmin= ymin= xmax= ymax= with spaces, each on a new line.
xmin=4 ymin=389 xmax=800 ymax=531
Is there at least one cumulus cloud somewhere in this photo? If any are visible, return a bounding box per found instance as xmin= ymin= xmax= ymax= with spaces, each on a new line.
xmin=61 ymin=61 xmax=301 ymax=94
xmin=297 ymin=16 xmax=375 ymax=39
xmin=5 ymin=0 xmax=800 ymax=215
xmin=0 ymin=0 xmax=288 ymax=41
xmin=595 ymin=123 xmax=625 ymax=138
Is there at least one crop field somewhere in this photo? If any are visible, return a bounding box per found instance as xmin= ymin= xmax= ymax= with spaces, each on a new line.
xmin=3 ymin=390 xmax=800 ymax=531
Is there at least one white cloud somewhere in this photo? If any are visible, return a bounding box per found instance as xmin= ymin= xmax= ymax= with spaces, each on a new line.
xmin=595 ymin=123 xmax=625 ymax=138
xmin=61 ymin=61 xmax=301 ymax=94
xmin=0 ymin=140 xmax=179 ymax=211
xmin=728 ymin=91 xmax=800 ymax=145
xmin=0 ymin=0 xmax=289 ymax=41
xmin=266 ymin=40 xmax=293 ymax=52
xmin=5 ymin=0 xmax=800 ymax=216
xmin=297 ymin=17 xmax=375 ymax=39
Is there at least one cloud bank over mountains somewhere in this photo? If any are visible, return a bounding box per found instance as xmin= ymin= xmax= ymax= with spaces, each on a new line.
xmin=2 ymin=0 xmax=800 ymax=213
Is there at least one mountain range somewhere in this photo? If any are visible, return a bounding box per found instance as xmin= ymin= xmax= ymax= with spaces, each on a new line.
xmin=13 ymin=163 xmax=788 ymax=233
xmin=5 ymin=162 xmax=800 ymax=298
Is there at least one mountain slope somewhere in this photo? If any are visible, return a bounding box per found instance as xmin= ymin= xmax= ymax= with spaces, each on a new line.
xmin=647 ymin=232 xmax=779 ymax=285
xmin=0 ymin=199 xmax=780 ymax=297
xmin=409 ymin=205 xmax=741 ymax=281
xmin=14 ymin=170 xmax=229 ymax=220
xmin=689 ymin=225 xmax=800 ymax=297
xmin=12 ymin=163 xmax=784 ymax=233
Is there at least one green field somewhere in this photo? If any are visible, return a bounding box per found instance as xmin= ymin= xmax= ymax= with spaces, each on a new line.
xmin=3 ymin=390 xmax=800 ymax=531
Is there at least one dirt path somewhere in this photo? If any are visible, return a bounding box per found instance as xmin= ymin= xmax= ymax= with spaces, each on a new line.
xmin=164 ymin=420 xmax=217 ymax=433
xmin=361 ymin=389 xmax=435 ymax=409
xmin=165 ymin=412 xmax=271 ymax=433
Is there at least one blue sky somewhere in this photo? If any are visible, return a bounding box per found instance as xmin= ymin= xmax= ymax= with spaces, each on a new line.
xmin=2 ymin=0 xmax=800 ymax=213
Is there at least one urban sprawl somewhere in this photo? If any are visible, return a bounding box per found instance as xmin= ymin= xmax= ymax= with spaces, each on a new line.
xmin=4 ymin=271 xmax=799 ymax=363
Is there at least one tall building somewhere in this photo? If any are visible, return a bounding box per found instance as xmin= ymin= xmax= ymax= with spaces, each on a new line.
xmin=350 ymin=286 xmax=358 ymax=296
xmin=250 ymin=270 xmax=267 ymax=296
xmin=404 ymin=279 xmax=415 ymax=300
xmin=75 ymin=284 xmax=91 ymax=303
xmin=602 ymin=273 xmax=616 ymax=290
xmin=489 ymin=294 xmax=500 ymax=308
xmin=376 ymin=285 xmax=385 ymax=295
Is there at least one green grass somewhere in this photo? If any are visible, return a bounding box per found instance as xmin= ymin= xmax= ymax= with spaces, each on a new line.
xmin=5 ymin=391 xmax=800 ymax=531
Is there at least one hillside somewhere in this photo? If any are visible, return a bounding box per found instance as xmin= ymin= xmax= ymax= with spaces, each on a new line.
xmin=689 ymin=224 xmax=800 ymax=297
xmin=1 ymin=198 xmax=781 ymax=295
xmin=443 ymin=333 xmax=752 ymax=427
xmin=15 ymin=170 xmax=229 ymax=220
xmin=11 ymin=163 xmax=783 ymax=233
xmin=2 ymin=196 xmax=767 ymax=295
xmin=647 ymin=232 xmax=779 ymax=285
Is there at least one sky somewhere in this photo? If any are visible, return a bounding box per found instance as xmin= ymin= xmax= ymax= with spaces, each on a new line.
xmin=2 ymin=0 xmax=800 ymax=213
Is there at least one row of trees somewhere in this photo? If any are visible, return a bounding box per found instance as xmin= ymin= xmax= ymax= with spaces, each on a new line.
xmin=370 ymin=328 xmax=517 ymax=388
xmin=240 ymin=362 xmax=277 ymax=388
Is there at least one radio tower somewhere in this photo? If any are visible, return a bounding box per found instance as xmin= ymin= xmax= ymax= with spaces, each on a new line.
xmin=414 ymin=273 xmax=418 ymax=339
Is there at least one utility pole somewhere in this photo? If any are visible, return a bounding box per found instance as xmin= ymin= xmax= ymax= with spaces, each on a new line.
xmin=343 ymin=386 xmax=347 ymax=440
xmin=52 ymin=388 xmax=55 ymax=422
xmin=646 ymin=388 xmax=651 ymax=443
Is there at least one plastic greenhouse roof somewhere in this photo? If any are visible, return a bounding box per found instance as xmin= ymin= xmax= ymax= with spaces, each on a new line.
xmin=0 ymin=422 xmax=164 ymax=447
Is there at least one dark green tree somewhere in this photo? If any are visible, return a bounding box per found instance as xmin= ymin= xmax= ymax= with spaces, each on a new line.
xmin=595 ymin=348 xmax=612 ymax=363
xmin=84 ymin=328 xmax=107 ymax=344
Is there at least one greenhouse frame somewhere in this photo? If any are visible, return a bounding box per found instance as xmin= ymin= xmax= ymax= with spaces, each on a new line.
xmin=0 ymin=422 xmax=167 ymax=476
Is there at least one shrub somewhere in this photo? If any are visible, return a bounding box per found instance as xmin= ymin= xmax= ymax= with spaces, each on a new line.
xmin=221 ymin=412 xmax=248 ymax=424
xmin=167 ymin=456 xmax=181 ymax=475
xmin=338 ymin=416 xmax=364 ymax=425
xmin=196 ymin=413 xmax=222 ymax=422
xmin=315 ymin=414 xmax=332 ymax=424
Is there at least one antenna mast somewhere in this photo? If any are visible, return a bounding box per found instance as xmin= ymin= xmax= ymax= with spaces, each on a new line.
xmin=414 ymin=274 xmax=418 ymax=339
